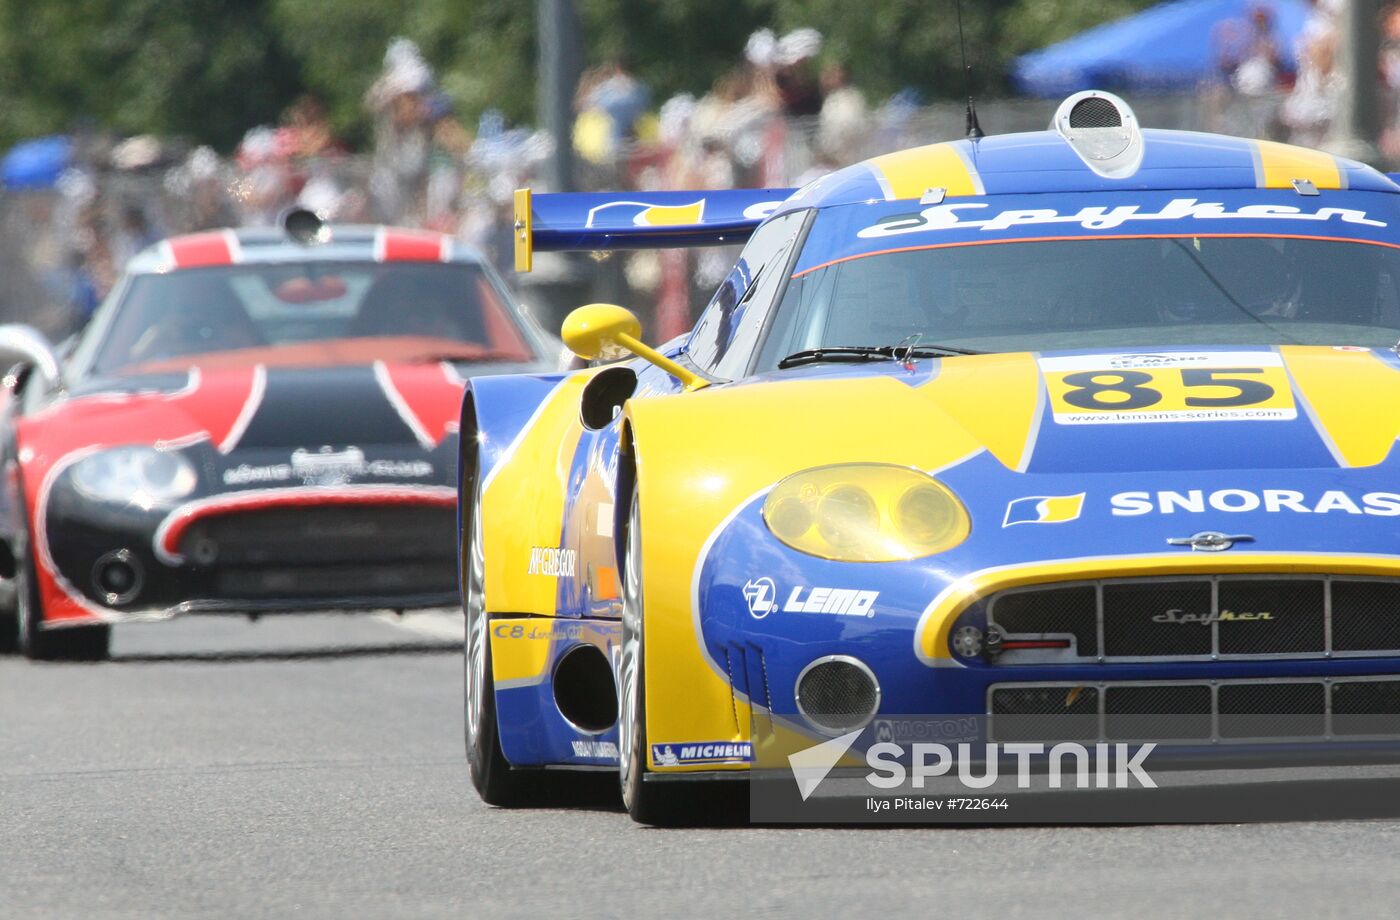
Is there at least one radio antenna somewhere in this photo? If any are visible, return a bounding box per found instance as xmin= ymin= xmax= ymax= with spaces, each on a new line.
xmin=954 ymin=0 xmax=984 ymax=140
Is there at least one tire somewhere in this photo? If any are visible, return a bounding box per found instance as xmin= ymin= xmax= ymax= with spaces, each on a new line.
xmin=0 ymin=610 xmax=17 ymax=653
xmin=619 ymin=493 xmax=709 ymax=826
xmin=16 ymin=540 xmax=110 ymax=662
xmin=0 ymin=564 xmax=18 ymax=654
xmin=463 ymin=466 xmax=532 ymax=806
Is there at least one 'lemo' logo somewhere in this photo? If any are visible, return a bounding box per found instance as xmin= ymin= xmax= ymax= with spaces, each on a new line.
xmin=1003 ymin=493 xmax=1085 ymax=527
xmin=743 ymin=577 xmax=778 ymax=619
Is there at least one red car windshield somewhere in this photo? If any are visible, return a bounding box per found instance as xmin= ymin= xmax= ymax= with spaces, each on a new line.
xmin=91 ymin=261 xmax=536 ymax=374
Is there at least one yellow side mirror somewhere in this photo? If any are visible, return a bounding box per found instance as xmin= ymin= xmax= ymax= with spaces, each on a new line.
xmin=561 ymin=304 xmax=708 ymax=391
xmin=561 ymin=303 xmax=642 ymax=361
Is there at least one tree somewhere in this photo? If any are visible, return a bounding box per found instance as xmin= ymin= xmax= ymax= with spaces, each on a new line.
xmin=271 ymin=0 xmax=539 ymax=137
xmin=0 ymin=0 xmax=1161 ymax=151
xmin=765 ymin=0 xmax=1017 ymax=101
xmin=0 ymin=0 xmax=301 ymax=150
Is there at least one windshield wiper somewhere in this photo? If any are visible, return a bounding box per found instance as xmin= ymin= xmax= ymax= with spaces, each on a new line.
xmin=778 ymin=343 xmax=983 ymax=369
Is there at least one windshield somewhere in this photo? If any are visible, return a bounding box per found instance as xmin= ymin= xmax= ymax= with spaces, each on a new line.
xmin=759 ymin=236 xmax=1400 ymax=368
xmin=89 ymin=261 xmax=536 ymax=375
xmin=754 ymin=190 xmax=1400 ymax=371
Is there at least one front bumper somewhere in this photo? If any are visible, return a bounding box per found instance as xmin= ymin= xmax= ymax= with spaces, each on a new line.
xmin=40 ymin=486 xmax=460 ymax=623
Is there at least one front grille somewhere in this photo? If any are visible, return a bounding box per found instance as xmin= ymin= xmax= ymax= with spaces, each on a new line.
xmin=986 ymin=575 xmax=1400 ymax=664
xmin=1103 ymin=581 xmax=1212 ymax=657
xmin=214 ymin=560 xmax=457 ymax=600
xmin=1332 ymin=581 xmax=1400 ymax=650
xmin=987 ymin=684 xmax=1098 ymax=742
xmin=994 ymin=585 xmax=1098 ymax=656
xmin=182 ymin=505 xmax=458 ymax=603
xmin=1105 ymin=684 xmax=1212 ymax=741
xmin=1218 ymin=580 xmax=1325 ymax=654
xmin=990 ymin=676 xmax=1400 ymax=743
xmin=181 ymin=505 xmax=457 ymax=567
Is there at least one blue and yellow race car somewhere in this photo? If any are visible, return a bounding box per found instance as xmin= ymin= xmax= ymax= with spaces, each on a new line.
xmin=462 ymin=91 xmax=1400 ymax=823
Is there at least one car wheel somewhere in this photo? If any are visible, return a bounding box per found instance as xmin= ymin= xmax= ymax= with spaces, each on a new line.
xmin=619 ymin=493 xmax=704 ymax=826
xmin=16 ymin=538 xmax=110 ymax=662
xmin=0 ymin=551 xmax=18 ymax=654
xmin=463 ymin=468 xmax=531 ymax=806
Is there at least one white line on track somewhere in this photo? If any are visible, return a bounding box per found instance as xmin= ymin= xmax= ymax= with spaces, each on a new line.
xmin=373 ymin=610 xmax=464 ymax=643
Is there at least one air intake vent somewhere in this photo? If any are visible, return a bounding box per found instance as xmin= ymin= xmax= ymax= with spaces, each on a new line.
xmin=1069 ymin=96 xmax=1122 ymax=129
xmin=1052 ymin=90 xmax=1143 ymax=179
xmin=795 ymin=655 xmax=880 ymax=735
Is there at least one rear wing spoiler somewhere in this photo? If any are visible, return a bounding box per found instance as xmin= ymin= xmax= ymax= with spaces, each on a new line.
xmin=512 ymin=187 xmax=795 ymax=272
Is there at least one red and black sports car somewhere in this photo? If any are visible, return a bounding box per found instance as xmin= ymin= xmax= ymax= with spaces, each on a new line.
xmin=0 ymin=213 xmax=559 ymax=659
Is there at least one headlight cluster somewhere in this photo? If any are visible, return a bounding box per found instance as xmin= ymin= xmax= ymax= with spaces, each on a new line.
xmin=71 ymin=446 xmax=197 ymax=509
xmin=762 ymin=463 xmax=969 ymax=562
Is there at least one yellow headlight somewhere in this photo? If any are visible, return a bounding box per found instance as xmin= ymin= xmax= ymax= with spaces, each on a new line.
xmin=762 ymin=464 xmax=970 ymax=562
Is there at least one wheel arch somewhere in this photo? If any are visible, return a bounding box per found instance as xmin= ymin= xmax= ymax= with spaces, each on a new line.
xmin=467 ymin=370 xmax=596 ymax=617
xmin=619 ymin=396 xmax=761 ymax=771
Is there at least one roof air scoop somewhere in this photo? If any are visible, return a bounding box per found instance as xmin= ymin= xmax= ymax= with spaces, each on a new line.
xmin=1053 ymin=90 xmax=1144 ymax=180
xmin=281 ymin=206 xmax=329 ymax=246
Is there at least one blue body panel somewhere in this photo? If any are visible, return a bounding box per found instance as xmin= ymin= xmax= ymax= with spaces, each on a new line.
xmin=464 ymin=372 xmax=568 ymax=486
xmin=790 ymin=187 xmax=1400 ymax=275
xmin=695 ymin=440 xmax=1400 ymax=722
xmin=774 ymin=129 xmax=1399 ymax=217
xmin=527 ymin=188 xmax=794 ymax=253
xmin=493 ymin=618 xmax=623 ymax=767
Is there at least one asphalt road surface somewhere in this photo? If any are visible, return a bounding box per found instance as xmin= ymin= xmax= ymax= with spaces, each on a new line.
xmin=5 ymin=612 xmax=1400 ymax=919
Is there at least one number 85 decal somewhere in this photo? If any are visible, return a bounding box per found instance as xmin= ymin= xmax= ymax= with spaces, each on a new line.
xmin=1041 ymin=357 xmax=1297 ymax=424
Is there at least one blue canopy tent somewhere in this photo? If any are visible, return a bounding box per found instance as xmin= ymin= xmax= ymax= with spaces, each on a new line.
xmin=1 ymin=135 xmax=72 ymax=190
xmin=1013 ymin=0 xmax=1310 ymax=97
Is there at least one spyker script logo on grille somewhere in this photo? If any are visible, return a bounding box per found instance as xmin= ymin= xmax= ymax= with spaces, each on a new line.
xmin=1153 ymin=608 xmax=1275 ymax=624
xmin=1165 ymin=531 xmax=1254 ymax=552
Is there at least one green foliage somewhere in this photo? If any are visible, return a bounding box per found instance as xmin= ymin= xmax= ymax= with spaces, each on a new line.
xmin=270 ymin=0 xmax=540 ymax=138
xmin=581 ymin=0 xmax=771 ymax=99
xmin=0 ymin=0 xmax=300 ymax=150
xmin=0 ymin=0 xmax=1157 ymax=151
xmin=764 ymin=0 xmax=1016 ymax=99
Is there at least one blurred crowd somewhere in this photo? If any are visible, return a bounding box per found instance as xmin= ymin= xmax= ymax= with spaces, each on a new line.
xmin=14 ymin=15 xmax=1400 ymax=340
xmin=1205 ymin=0 xmax=1400 ymax=156
xmin=5 ymin=30 xmax=911 ymax=339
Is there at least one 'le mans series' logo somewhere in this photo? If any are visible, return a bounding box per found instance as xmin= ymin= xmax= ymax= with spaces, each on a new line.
xmin=1002 ymin=493 xmax=1085 ymax=527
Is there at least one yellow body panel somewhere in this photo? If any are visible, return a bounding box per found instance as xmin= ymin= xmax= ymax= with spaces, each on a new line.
xmin=489 ymin=617 xmax=557 ymax=685
xmin=480 ymin=372 xmax=593 ymax=616
xmin=1281 ymin=346 xmax=1400 ymax=467
xmin=1254 ymin=140 xmax=1344 ymax=190
xmin=923 ymin=352 xmax=1044 ymax=470
xmin=867 ymin=143 xmax=984 ymax=200
xmin=627 ymin=372 xmax=997 ymax=769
